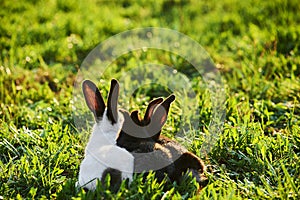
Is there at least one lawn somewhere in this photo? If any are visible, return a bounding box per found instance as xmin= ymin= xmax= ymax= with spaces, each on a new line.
xmin=1 ymin=0 xmax=300 ymax=199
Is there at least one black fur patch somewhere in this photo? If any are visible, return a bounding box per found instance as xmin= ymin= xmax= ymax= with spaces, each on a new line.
xmin=101 ymin=168 xmax=122 ymax=192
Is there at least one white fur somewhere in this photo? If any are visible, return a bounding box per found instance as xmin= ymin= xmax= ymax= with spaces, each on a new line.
xmin=77 ymin=109 xmax=134 ymax=190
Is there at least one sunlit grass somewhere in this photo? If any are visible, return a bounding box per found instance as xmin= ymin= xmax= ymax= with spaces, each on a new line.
xmin=1 ymin=0 xmax=299 ymax=199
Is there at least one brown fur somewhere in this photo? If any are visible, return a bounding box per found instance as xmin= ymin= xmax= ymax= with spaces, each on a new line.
xmin=117 ymin=96 xmax=208 ymax=188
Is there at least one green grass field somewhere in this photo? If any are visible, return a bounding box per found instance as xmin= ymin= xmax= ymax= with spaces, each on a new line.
xmin=1 ymin=0 xmax=300 ymax=199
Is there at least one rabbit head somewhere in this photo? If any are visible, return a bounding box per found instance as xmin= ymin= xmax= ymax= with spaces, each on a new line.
xmin=116 ymin=95 xmax=175 ymax=152
xmin=82 ymin=79 xmax=124 ymax=145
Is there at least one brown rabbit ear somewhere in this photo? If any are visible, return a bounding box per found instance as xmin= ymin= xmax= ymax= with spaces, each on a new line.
xmin=152 ymin=95 xmax=175 ymax=127
xmin=119 ymin=109 xmax=147 ymax=139
xmin=147 ymin=95 xmax=175 ymax=139
xmin=144 ymin=97 xmax=163 ymax=124
xmin=146 ymin=95 xmax=175 ymax=141
xmin=107 ymin=79 xmax=119 ymax=124
xmin=130 ymin=110 xmax=142 ymax=125
xmin=82 ymin=80 xmax=106 ymax=121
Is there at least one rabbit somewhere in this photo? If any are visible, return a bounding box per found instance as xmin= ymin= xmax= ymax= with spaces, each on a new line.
xmin=77 ymin=79 xmax=134 ymax=191
xmin=116 ymin=95 xmax=208 ymax=188
xmin=117 ymin=96 xmax=175 ymax=182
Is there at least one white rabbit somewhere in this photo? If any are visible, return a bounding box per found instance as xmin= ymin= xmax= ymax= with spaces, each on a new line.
xmin=77 ymin=79 xmax=134 ymax=191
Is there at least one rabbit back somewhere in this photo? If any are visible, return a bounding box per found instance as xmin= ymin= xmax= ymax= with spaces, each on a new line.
xmin=78 ymin=144 xmax=134 ymax=190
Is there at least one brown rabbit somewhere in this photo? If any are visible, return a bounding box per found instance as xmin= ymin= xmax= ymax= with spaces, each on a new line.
xmin=117 ymin=95 xmax=208 ymax=188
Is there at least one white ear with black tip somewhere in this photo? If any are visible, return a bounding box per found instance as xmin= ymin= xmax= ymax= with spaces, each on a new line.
xmin=107 ymin=79 xmax=119 ymax=125
xmin=82 ymin=80 xmax=106 ymax=121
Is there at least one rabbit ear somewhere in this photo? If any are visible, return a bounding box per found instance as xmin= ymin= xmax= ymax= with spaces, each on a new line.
xmin=107 ymin=79 xmax=119 ymax=124
xmin=82 ymin=80 xmax=106 ymax=121
xmin=118 ymin=109 xmax=145 ymax=139
xmin=147 ymin=95 xmax=175 ymax=139
xmin=152 ymin=95 xmax=175 ymax=127
xmin=130 ymin=110 xmax=142 ymax=125
xmin=144 ymin=97 xmax=163 ymax=124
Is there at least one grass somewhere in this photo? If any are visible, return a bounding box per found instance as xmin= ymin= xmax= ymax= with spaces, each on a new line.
xmin=1 ymin=0 xmax=300 ymax=199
